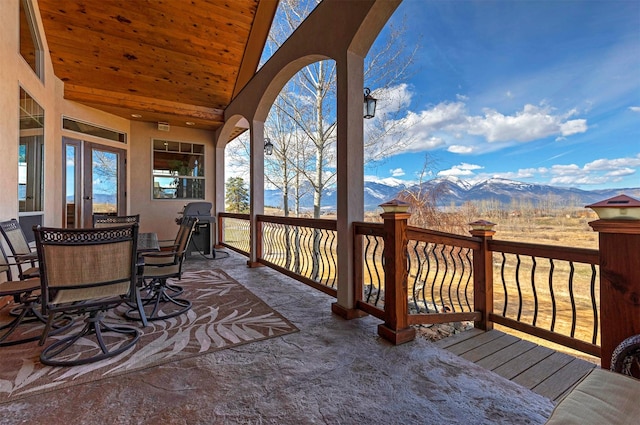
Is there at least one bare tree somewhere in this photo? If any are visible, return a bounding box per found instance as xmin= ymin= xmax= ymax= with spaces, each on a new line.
xmin=260 ymin=0 xmax=421 ymax=218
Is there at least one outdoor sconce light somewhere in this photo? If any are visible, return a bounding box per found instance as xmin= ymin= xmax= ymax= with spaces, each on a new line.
xmin=364 ymin=87 xmax=377 ymax=119
xmin=264 ymin=138 xmax=274 ymax=156
xmin=586 ymin=194 xmax=640 ymax=220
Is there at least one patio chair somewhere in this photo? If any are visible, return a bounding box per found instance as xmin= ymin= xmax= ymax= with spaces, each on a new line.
xmin=0 ymin=219 xmax=39 ymax=279
xmin=0 ymin=244 xmax=72 ymax=346
xmin=34 ymin=223 xmax=140 ymax=366
xmin=93 ymin=214 xmax=140 ymax=228
xmin=125 ymin=217 xmax=197 ymax=321
xmin=0 ymin=241 xmax=52 ymax=346
xmin=545 ymin=335 xmax=640 ymax=424
xmin=611 ymin=333 xmax=640 ymax=377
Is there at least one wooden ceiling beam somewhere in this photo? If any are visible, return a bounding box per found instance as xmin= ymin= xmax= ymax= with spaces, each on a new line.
xmin=64 ymin=84 xmax=224 ymax=124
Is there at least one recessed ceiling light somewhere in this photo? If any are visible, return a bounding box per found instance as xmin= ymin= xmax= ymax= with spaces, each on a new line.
xmin=185 ymin=121 xmax=195 ymax=126
xmin=131 ymin=114 xmax=142 ymax=118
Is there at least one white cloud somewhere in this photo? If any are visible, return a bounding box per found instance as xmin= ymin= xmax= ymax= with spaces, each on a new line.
xmin=374 ymin=83 xmax=413 ymax=115
xmin=448 ymin=145 xmax=474 ymax=154
xmin=466 ymin=104 xmax=587 ymax=143
xmin=584 ymin=155 xmax=640 ymax=171
xmin=606 ymin=168 xmax=636 ymax=177
xmin=426 ymin=154 xmax=639 ymax=188
xmin=390 ymin=168 xmax=405 ymax=177
xmin=386 ymin=99 xmax=589 ymax=156
xmin=629 ymin=106 xmax=640 ymax=113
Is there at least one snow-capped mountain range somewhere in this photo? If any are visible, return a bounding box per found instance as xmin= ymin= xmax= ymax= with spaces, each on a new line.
xmin=264 ymin=177 xmax=640 ymax=212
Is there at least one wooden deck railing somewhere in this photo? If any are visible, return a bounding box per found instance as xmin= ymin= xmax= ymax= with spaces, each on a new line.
xmin=257 ymin=215 xmax=338 ymax=297
xmin=218 ymin=208 xmax=640 ymax=369
xmin=217 ymin=212 xmax=250 ymax=256
xmin=487 ymin=239 xmax=600 ymax=357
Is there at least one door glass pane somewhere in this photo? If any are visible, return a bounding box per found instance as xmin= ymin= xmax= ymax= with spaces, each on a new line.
xmin=66 ymin=145 xmax=77 ymax=227
xmin=92 ymin=149 xmax=118 ymax=214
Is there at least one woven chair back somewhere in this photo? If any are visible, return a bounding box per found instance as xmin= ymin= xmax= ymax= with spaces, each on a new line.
xmin=93 ymin=214 xmax=140 ymax=228
xmin=34 ymin=224 xmax=139 ymax=306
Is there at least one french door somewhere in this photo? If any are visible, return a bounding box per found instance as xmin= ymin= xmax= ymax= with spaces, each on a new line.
xmin=63 ymin=137 xmax=126 ymax=228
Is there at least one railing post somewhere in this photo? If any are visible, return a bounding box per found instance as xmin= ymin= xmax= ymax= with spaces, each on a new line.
xmin=469 ymin=220 xmax=496 ymax=331
xmin=589 ymin=218 xmax=640 ymax=369
xmin=377 ymin=200 xmax=416 ymax=345
xmin=215 ymin=214 xmax=224 ymax=248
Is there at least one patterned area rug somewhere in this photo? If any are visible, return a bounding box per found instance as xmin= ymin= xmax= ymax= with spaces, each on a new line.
xmin=0 ymin=269 xmax=298 ymax=403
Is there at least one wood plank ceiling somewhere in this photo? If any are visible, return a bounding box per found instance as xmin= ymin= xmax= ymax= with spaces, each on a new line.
xmin=37 ymin=0 xmax=278 ymax=135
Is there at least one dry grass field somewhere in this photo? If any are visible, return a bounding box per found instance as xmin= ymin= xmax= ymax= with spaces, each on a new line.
xmin=489 ymin=213 xmax=599 ymax=249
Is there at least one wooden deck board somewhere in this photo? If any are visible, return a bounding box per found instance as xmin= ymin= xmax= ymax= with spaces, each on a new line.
xmin=437 ymin=329 xmax=597 ymax=402
xmin=532 ymin=358 xmax=596 ymax=401
xmin=445 ymin=329 xmax=504 ymax=355
xmin=492 ymin=345 xmax=555 ymax=380
xmin=512 ymin=351 xmax=575 ymax=389
xmin=433 ymin=327 xmax=484 ymax=349
xmin=476 ymin=339 xmax=537 ymax=371
xmin=460 ymin=334 xmax=520 ymax=363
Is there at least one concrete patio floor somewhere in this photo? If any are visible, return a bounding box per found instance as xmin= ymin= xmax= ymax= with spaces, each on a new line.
xmin=1 ymin=249 xmax=554 ymax=424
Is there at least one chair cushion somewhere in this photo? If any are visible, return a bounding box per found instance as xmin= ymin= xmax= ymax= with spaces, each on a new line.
xmin=545 ymin=368 xmax=640 ymax=425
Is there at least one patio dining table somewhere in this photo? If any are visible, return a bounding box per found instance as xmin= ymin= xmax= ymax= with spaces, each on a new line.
xmin=137 ymin=232 xmax=160 ymax=253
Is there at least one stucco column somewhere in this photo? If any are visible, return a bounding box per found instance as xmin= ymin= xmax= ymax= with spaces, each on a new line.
xmin=248 ymin=121 xmax=265 ymax=267
xmin=331 ymin=50 xmax=367 ymax=319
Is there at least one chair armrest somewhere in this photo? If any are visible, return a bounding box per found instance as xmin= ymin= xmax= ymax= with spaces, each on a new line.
xmin=6 ymin=253 xmax=38 ymax=264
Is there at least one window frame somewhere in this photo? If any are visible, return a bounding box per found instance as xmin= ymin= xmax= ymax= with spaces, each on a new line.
xmin=151 ymin=139 xmax=205 ymax=200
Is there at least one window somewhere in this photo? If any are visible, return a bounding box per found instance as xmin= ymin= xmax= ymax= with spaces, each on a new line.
xmin=19 ymin=87 xmax=44 ymax=212
xmin=152 ymin=140 xmax=204 ymax=199
xmin=19 ymin=0 xmax=44 ymax=81
xmin=63 ymin=118 xmax=127 ymax=143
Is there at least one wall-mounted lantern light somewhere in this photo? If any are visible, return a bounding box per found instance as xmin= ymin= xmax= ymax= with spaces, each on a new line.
xmin=264 ymin=138 xmax=274 ymax=156
xmin=364 ymin=87 xmax=377 ymax=119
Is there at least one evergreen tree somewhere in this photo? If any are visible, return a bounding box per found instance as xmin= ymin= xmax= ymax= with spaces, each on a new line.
xmin=225 ymin=177 xmax=249 ymax=213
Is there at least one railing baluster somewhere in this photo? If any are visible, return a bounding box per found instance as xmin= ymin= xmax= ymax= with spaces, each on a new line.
xmin=431 ymin=244 xmax=439 ymax=313
xmin=590 ymin=264 xmax=598 ymax=345
xmin=464 ymin=248 xmax=472 ymax=311
xmin=549 ymin=259 xmax=557 ymax=332
xmin=328 ymin=231 xmax=337 ymax=288
xmin=421 ymin=243 xmax=432 ymax=313
xmin=515 ymin=254 xmax=523 ymax=322
xmin=364 ymin=235 xmax=376 ymax=304
xmin=447 ymin=246 xmax=456 ymax=313
xmin=531 ymin=256 xmax=538 ymax=327
xmin=438 ymin=245 xmax=448 ymax=312
xmin=408 ymin=241 xmax=419 ymax=312
xmin=501 ymin=252 xmax=508 ymax=316
xmin=569 ymin=262 xmax=577 ymax=338
xmin=455 ymin=248 xmax=464 ymax=312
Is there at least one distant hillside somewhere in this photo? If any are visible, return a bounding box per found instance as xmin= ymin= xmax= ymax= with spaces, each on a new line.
xmin=265 ymin=177 xmax=640 ymax=212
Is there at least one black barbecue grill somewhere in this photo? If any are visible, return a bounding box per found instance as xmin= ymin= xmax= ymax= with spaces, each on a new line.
xmin=178 ymin=202 xmax=214 ymax=257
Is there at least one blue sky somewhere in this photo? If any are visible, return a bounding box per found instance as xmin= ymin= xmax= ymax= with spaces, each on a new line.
xmin=365 ymin=0 xmax=640 ymax=190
